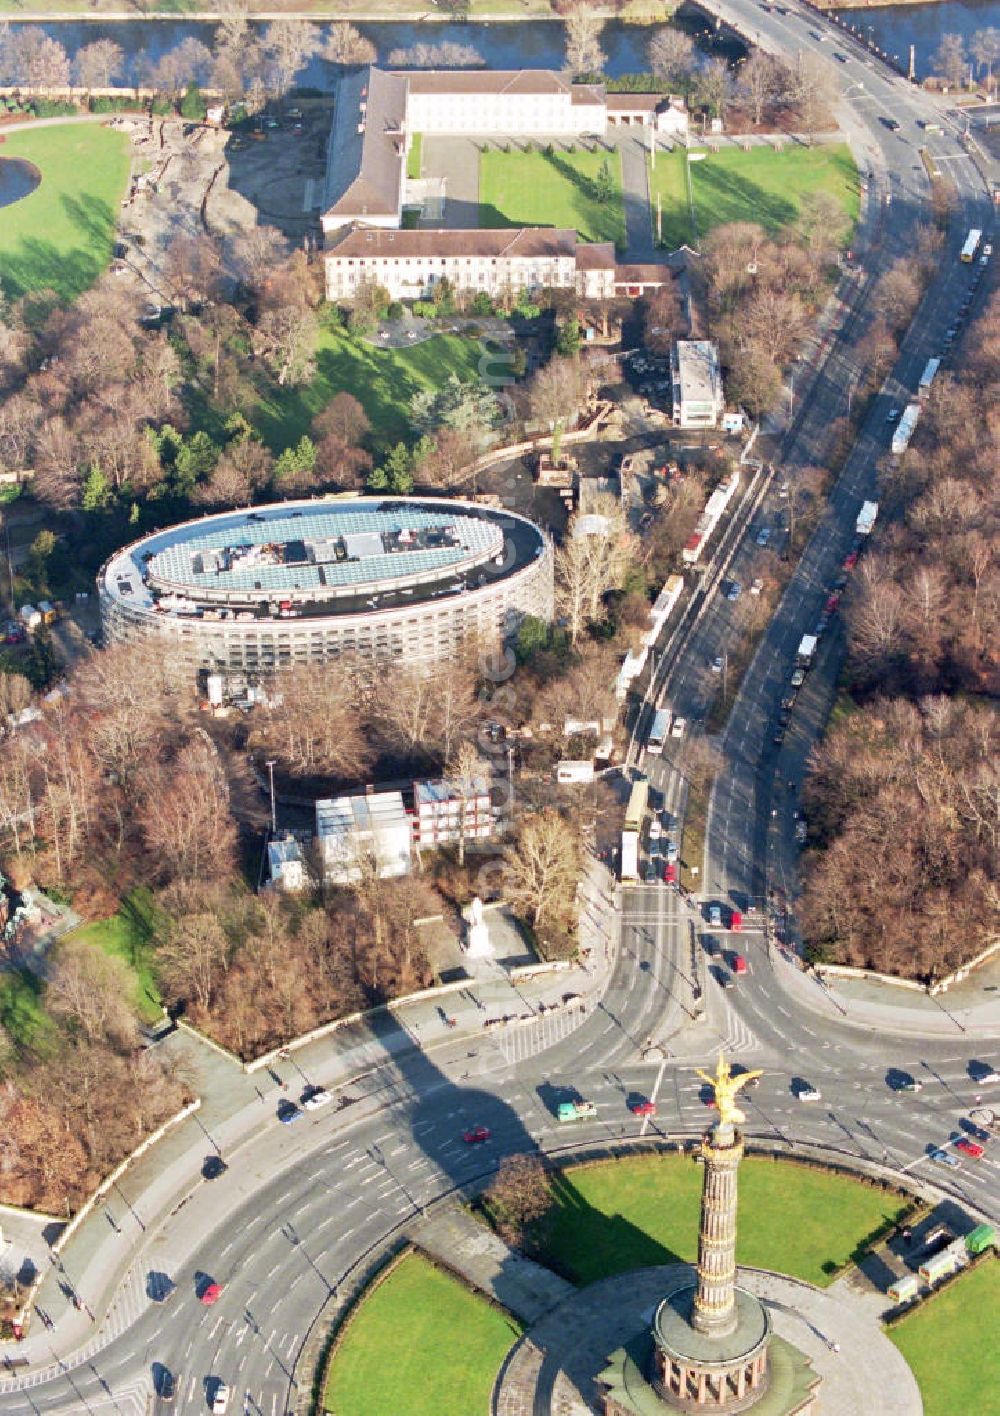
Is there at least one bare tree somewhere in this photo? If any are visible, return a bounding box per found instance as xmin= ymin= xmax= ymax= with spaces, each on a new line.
xmin=483 ymin=1154 xmax=551 ymax=1247
xmin=647 ymin=26 xmax=695 ymax=86
xmin=933 ymin=32 xmax=967 ymax=88
xmin=249 ymin=664 xmax=371 ymax=778
xmin=503 ymin=808 xmax=582 ymax=935
xmin=260 ymin=19 xmax=319 ymax=97
xmin=73 ymin=39 xmax=124 ymax=90
xmin=971 ymin=27 xmax=1000 ymax=92
xmin=47 ymin=939 xmax=138 ymax=1051
xmin=156 ymin=909 xmax=229 ymax=1013
xmin=321 ymin=22 xmax=377 ymax=67
xmin=445 ymin=741 xmax=490 ymax=867
xmin=563 ymin=5 xmax=605 ymax=77
xmin=555 ymin=500 xmax=636 ymax=644
xmin=736 ymin=51 xmax=782 ymax=126
xmin=139 ymin=739 xmax=237 ymax=884
xmin=152 ymin=38 xmax=213 ymax=97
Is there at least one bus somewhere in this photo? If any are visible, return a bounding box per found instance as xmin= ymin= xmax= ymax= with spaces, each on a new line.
xmin=621 ymin=778 xmax=650 ymax=881
xmin=960 ymin=229 xmax=982 ymax=263
xmin=647 ymin=708 xmax=671 ymax=756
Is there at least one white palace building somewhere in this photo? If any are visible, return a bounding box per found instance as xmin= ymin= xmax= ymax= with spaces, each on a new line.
xmin=322 ymin=66 xmax=686 ymax=304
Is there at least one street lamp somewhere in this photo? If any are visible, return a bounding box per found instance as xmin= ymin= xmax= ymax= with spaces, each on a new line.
xmin=265 ymin=759 xmax=277 ymax=836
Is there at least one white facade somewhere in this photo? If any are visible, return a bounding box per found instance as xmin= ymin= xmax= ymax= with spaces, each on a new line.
xmin=671 ymin=340 xmax=724 ymax=429
xmin=267 ymin=836 xmax=306 ymax=892
xmin=405 ymin=81 xmax=604 ymax=136
xmin=324 ymin=226 xmax=615 ymax=304
xmin=316 ymin=793 xmax=411 ymax=885
xmin=413 ymin=776 xmax=493 ymax=847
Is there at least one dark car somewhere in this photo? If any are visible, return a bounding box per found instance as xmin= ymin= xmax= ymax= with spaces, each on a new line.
xmin=881 ymin=116 xmax=902 ymax=132
xmin=156 ymin=1366 xmax=176 ymax=1401
xmin=833 ymin=51 xmax=848 ymax=62
xmin=277 ymin=1101 xmax=302 ymax=1125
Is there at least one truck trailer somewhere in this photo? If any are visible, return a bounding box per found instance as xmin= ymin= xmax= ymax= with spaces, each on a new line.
xmin=891 ymin=403 xmax=921 ymax=456
xmin=855 ymin=500 xmax=878 ymax=536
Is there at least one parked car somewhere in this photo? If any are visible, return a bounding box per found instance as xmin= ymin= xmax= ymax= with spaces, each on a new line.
xmin=843 ymin=552 xmax=858 ymax=571
xmin=790 ymin=669 xmax=806 ymax=688
xmin=731 ymin=953 xmax=748 ymax=975
xmin=671 ymin=717 xmax=687 ymax=738
xmin=930 ymin=1147 xmax=960 ymax=1168
xmin=277 ymin=1101 xmax=302 ymax=1125
xmin=708 ymin=904 xmax=723 ymax=928
xmin=302 ymin=1087 xmax=333 ymax=1111
xmin=663 ymin=862 xmax=678 ymax=888
xmin=212 ymin=1382 xmax=230 ymax=1414
xmin=750 ymin=577 xmax=764 ymax=596
xmin=825 ymin=593 xmax=841 ymax=613
xmin=725 ymin=580 xmax=742 ymax=601
xmin=796 ymin=1084 xmax=822 ymax=1103
xmin=886 ymin=406 xmax=901 ymax=422
xmin=710 ymin=655 xmax=724 ymax=674
xmin=756 ymin=526 xmax=771 ymax=546
xmin=199 ymin=1282 xmax=224 ymax=1306
xmin=630 ymin=1099 xmax=657 ymax=1116
xmin=649 ymin=818 xmax=662 ymax=842
xmin=890 ymin=1073 xmax=922 ymax=1093
xmin=954 ymin=1138 xmax=984 ymax=1160
xmin=665 ymin=837 xmax=679 ymax=863
xmin=971 ymin=1065 xmax=999 ymax=1084
xmin=463 ymin=1125 xmax=491 ymax=1144
xmin=795 ymin=820 xmax=808 ymax=844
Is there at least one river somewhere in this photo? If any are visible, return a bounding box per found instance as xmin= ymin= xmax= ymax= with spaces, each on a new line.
xmin=15 ymin=2 xmax=1000 ymax=91
xmin=831 ymin=0 xmax=1000 ymax=82
xmin=21 ymin=11 xmax=741 ymax=87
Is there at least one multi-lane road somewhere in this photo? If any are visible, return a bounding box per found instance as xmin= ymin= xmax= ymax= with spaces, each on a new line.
xmin=5 ymin=7 xmax=998 ymax=1415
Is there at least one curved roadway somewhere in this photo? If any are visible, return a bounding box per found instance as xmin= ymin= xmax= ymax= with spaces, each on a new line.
xmin=5 ymin=8 xmax=999 ymax=1415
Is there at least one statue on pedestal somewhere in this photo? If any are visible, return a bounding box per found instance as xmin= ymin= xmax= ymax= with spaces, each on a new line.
xmin=465 ymin=895 xmax=493 ymax=959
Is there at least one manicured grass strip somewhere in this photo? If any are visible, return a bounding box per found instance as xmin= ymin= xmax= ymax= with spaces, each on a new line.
xmin=889 ymin=1260 xmax=1000 ymax=1416
xmin=323 ymin=1252 xmax=522 ymax=1416
xmin=254 ymin=320 xmax=495 ymax=452
xmin=0 ymin=124 xmax=131 ymax=301
xmin=407 ymin=132 xmax=422 ymax=181
xmin=649 ymin=143 xmax=860 ymax=250
xmin=479 ymin=146 xmax=626 ymax=248
xmin=538 ymin=1155 xmax=908 ymax=1289
xmin=65 ymin=888 xmax=164 ymax=1025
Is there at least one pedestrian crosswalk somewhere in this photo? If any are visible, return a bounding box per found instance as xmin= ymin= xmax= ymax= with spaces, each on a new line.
xmin=495 ymin=1002 xmax=591 ymax=1065
xmin=0 ymin=1266 xmax=149 ymax=1395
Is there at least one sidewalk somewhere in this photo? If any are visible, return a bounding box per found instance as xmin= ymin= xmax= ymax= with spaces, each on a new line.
xmin=767 ymin=942 xmax=1000 ymax=1040
xmin=2 ymin=865 xmax=617 ymax=1378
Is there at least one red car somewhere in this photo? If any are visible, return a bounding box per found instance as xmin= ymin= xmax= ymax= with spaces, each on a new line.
xmin=729 ymin=909 xmax=743 ymax=932
xmin=630 ymin=1100 xmax=656 ymax=1117
xmin=731 ymin=954 xmax=748 ymax=975
xmin=954 ymin=1138 xmax=984 ymax=1160
xmin=463 ymin=1125 xmax=491 ymax=1145
xmin=199 ymin=1282 xmax=223 ymax=1305
xmin=825 ymin=593 xmax=841 ymax=614
xmin=664 ymin=862 xmax=678 ymax=887
xmin=842 ymin=552 xmax=858 ymax=571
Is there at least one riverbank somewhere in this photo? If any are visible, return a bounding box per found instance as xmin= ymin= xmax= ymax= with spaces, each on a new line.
xmin=0 ymin=2 xmax=665 ymax=19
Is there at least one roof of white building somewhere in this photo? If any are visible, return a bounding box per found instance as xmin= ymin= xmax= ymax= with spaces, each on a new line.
xmin=326 ymin=222 xmax=583 ymax=261
xmin=324 ymin=67 xmax=407 ymax=222
xmin=673 ymin=341 xmax=722 ymax=405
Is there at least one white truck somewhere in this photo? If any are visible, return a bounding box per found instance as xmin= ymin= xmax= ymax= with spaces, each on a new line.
xmin=855 ymin=500 xmax=878 ymax=537
xmin=796 ymin=634 xmax=818 ymax=668
xmin=891 ymin=403 xmax=921 ymax=456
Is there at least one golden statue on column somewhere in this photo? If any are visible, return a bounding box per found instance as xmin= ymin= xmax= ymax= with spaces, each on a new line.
xmin=696 ymin=1053 xmax=763 ymax=1128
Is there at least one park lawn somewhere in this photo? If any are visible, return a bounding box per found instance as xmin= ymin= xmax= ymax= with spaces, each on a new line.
xmin=649 ymin=142 xmax=859 ymax=251
xmin=0 ymin=124 xmax=131 ymax=301
xmin=65 ymin=888 xmax=164 ymax=1025
xmin=0 ymin=968 xmax=59 ymax=1056
xmin=323 ymin=1252 xmax=523 ymax=1416
xmin=889 ymin=1260 xmax=1000 ymax=1416
xmin=479 ymin=147 xmax=627 ymax=248
xmin=254 ymin=320 xmax=495 ymax=453
xmin=537 ymin=1156 xmax=909 ymax=1288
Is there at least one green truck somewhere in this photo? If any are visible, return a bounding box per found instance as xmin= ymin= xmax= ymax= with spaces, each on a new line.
xmin=557 ymin=1099 xmax=597 ymax=1122
xmin=965 ymin=1224 xmax=996 ymax=1256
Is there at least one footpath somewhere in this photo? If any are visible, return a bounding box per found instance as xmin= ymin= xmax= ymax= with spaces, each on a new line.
xmin=0 ymin=859 xmax=618 ymax=1381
